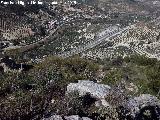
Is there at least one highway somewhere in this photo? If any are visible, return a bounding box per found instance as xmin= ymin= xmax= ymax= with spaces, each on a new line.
xmin=58 ymin=25 xmax=136 ymax=58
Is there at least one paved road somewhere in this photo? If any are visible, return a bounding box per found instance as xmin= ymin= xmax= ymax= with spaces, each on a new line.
xmin=2 ymin=18 xmax=109 ymax=53
xmin=59 ymin=25 xmax=136 ymax=58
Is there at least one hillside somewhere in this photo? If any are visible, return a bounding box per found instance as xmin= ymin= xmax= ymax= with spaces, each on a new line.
xmin=0 ymin=1 xmax=160 ymax=120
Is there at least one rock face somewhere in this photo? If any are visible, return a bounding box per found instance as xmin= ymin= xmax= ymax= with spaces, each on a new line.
xmin=124 ymin=94 xmax=160 ymax=118
xmin=67 ymin=80 xmax=111 ymax=99
xmin=67 ymin=80 xmax=111 ymax=107
xmin=43 ymin=115 xmax=92 ymax=120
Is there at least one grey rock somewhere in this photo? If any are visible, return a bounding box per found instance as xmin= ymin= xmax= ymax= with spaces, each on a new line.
xmin=64 ymin=115 xmax=81 ymax=120
xmin=67 ymin=80 xmax=111 ymax=99
xmin=124 ymin=94 xmax=160 ymax=117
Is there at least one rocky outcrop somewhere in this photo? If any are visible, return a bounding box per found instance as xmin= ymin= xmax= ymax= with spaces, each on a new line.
xmin=67 ymin=80 xmax=111 ymax=107
xmin=44 ymin=83 xmax=160 ymax=120
xmin=67 ymin=81 xmax=160 ymax=119
xmin=123 ymin=94 xmax=160 ymax=119
xmin=43 ymin=115 xmax=92 ymax=120
xmin=67 ymin=80 xmax=111 ymax=99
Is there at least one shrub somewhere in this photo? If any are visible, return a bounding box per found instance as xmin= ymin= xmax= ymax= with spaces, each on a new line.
xmin=124 ymin=55 xmax=157 ymax=66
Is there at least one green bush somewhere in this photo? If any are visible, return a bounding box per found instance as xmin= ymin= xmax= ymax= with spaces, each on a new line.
xmin=101 ymin=69 xmax=123 ymax=86
xmin=148 ymin=79 xmax=160 ymax=96
xmin=124 ymin=54 xmax=157 ymax=66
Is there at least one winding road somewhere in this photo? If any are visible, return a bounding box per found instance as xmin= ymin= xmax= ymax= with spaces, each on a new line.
xmin=3 ymin=18 xmax=109 ymax=53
